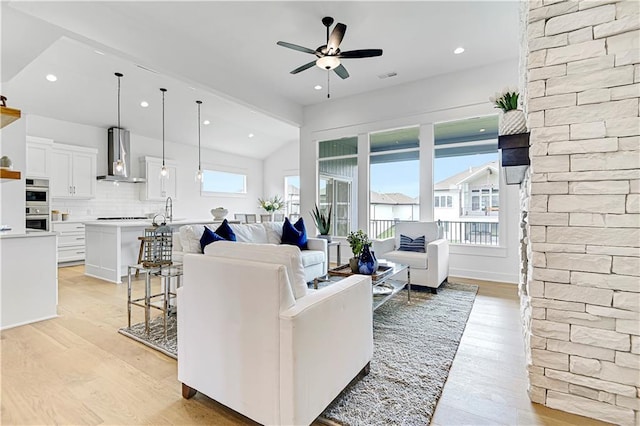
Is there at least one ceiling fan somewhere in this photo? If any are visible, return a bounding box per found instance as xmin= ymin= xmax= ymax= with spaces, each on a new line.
xmin=277 ymin=16 xmax=383 ymax=80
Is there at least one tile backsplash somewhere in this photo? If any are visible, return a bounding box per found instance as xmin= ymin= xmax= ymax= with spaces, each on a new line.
xmin=51 ymin=181 xmax=165 ymax=219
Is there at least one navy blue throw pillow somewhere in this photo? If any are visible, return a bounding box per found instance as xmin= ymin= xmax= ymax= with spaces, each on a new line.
xmin=398 ymin=234 xmax=426 ymax=253
xmin=281 ymin=217 xmax=308 ymax=250
xmin=215 ymin=219 xmax=236 ymax=242
xmin=200 ymin=226 xmax=228 ymax=252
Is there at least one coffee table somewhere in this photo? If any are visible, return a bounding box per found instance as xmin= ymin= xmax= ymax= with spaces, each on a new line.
xmin=314 ymin=260 xmax=410 ymax=311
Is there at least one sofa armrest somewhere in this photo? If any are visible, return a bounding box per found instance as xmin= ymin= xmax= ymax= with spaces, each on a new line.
xmin=279 ymin=275 xmax=373 ymax=425
xmin=372 ymin=237 xmax=395 ymax=257
xmin=306 ymin=237 xmax=328 ymax=275
xmin=427 ymin=238 xmax=449 ymax=286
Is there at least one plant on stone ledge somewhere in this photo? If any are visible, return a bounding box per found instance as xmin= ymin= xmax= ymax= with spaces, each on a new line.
xmin=490 ymin=87 xmax=520 ymax=112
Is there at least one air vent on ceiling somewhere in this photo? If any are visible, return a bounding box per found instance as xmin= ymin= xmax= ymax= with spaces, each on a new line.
xmin=378 ymin=71 xmax=398 ymax=79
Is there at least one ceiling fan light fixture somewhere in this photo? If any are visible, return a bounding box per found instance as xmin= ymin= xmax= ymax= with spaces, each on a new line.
xmin=316 ymin=56 xmax=340 ymax=70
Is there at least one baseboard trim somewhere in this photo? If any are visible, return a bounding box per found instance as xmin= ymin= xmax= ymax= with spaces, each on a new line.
xmin=448 ymin=267 xmax=518 ymax=285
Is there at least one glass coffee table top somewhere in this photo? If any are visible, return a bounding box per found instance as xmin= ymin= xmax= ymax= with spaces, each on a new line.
xmin=316 ymin=260 xmax=411 ymax=311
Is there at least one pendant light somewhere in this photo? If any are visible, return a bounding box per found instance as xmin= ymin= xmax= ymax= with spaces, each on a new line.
xmin=114 ymin=72 xmax=125 ymax=175
xmin=195 ymin=100 xmax=203 ymax=182
xmin=159 ymin=88 xmax=168 ymax=178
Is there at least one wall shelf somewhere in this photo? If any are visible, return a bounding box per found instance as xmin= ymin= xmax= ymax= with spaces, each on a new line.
xmin=0 ymin=106 xmax=22 ymax=129
xmin=0 ymin=169 xmax=21 ymax=180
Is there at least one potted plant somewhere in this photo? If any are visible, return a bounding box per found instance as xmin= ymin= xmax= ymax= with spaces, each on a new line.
xmin=347 ymin=230 xmax=370 ymax=273
xmin=490 ymin=87 xmax=526 ymax=136
xmin=258 ymin=195 xmax=284 ymax=220
xmin=310 ymin=204 xmax=332 ymax=241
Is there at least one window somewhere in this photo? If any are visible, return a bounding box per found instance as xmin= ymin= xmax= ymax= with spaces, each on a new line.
xmin=201 ymin=169 xmax=246 ymax=194
xmin=369 ymin=127 xmax=420 ymax=238
xmin=318 ymin=137 xmax=357 ymax=237
xmin=434 ymin=116 xmax=500 ymax=245
xmin=284 ymin=176 xmax=300 ymax=217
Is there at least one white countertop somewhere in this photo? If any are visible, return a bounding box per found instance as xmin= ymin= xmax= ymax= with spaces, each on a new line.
xmin=83 ymin=218 xmax=217 ymax=228
xmin=0 ymin=230 xmax=57 ymax=239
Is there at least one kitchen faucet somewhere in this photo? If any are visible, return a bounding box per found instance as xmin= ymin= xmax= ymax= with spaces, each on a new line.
xmin=165 ymin=197 xmax=173 ymax=222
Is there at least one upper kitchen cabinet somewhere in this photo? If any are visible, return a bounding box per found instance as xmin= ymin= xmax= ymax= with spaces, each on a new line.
xmin=50 ymin=143 xmax=97 ymax=199
xmin=140 ymin=156 xmax=177 ymax=201
xmin=26 ymin=136 xmax=53 ymax=178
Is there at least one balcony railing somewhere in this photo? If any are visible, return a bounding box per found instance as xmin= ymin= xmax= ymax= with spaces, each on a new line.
xmin=369 ymin=219 xmax=499 ymax=246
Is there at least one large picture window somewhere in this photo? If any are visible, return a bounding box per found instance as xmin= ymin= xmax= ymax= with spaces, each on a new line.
xmin=434 ymin=116 xmax=500 ymax=246
xmin=201 ymin=169 xmax=247 ymax=195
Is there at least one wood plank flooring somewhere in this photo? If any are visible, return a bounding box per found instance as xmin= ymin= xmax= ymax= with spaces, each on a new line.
xmin=1 ymin=267 xmax=611 ymax=425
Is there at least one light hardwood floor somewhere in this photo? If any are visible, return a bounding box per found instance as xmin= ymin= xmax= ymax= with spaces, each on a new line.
xmin=1 ymin=266 xmax=610 ymax=425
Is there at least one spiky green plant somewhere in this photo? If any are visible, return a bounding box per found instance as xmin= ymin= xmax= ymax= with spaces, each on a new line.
xmin=311 ymin=204 xmax=332 ymax=235
xmin=489 ymin=88 xmax=520 ymax=112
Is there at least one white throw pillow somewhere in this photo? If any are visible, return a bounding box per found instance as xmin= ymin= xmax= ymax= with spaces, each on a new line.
xmin=229 ymin=223 xmax=269 ymax=243
xmin=204 ymin=241 xmax=308 ymax=299
xmin=262 ymin=221 xmax=284 ymax=244
xmin=179 ymin=224 xmax=206 ymax=253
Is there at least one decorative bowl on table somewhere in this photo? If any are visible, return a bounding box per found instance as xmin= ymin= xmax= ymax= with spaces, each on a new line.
xmin=211 ymin=207 xmax=228 ymax=220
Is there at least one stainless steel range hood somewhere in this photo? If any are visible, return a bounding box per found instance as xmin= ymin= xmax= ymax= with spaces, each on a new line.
xmin=97 ymin=127 xmax=146 ymax=183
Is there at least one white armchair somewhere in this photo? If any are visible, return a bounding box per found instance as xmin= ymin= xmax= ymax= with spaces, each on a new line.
xmin=177 ymin=245 xmax=373 ymax=426
xmin=373 ymin=221 xmax=449 ymax=293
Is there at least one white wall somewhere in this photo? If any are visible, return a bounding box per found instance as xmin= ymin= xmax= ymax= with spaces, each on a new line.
xmin=0 ymin=117 xmax=26 ymax=233
xmin=26 ymin=115 xmax=265 ymax=220
xmin=263 ymin=139 xmax=299 ymax=205
xmin=300 ymin=59 xmax=521 ymax=283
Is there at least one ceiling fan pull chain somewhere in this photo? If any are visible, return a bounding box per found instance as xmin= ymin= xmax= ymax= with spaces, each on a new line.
xmin=327 ymin=71 xmax=331 ymax=99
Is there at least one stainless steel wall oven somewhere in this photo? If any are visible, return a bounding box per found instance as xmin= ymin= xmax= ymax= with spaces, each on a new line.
xmin=26 ymin=178 xmax=50 ymax=231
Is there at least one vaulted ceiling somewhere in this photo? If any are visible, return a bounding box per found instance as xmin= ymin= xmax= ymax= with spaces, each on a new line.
xmin=2 ymin=1 xmax=520 ymax=159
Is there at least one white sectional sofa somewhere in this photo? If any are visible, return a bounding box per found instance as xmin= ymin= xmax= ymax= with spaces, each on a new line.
xmin=173 ymin=221 xmax=328 ymax=283
xmin=178 ymin=242 xmax=373 ymax=425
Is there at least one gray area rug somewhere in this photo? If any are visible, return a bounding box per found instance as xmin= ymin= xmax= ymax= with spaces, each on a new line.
xmin=118 ymin=315 xmax=177 ymax=359
xmin=320 ymin=282 xmax=478 ymax=426
xmin=118 ymin=282 xmax=477 ymax=425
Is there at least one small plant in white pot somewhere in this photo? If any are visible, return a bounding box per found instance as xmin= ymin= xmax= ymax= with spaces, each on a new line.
xmin=490 ymin=87 xmax=526 ymax=136
xmin=311 ymin=204 xmax=332 ymax=242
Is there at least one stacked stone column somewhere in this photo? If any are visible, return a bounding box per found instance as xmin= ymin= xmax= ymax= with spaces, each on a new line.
xmin=521 ymin=1 xmax=639 ymax=424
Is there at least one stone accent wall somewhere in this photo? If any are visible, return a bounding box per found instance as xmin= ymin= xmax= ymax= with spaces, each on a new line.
xmin=521 ymin=1 xmax=640 ymax=425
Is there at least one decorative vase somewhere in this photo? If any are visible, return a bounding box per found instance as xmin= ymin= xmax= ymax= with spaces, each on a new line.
xmin=358 ymin=244 xmax=378 ymax=275
xmin=499 ymin=109 xmax=527 ymax=136
xmin=210 ymin=208 xmax=228 ymax=220
xmin=349 ymin=257 xmax=359 ymax=273
xmin=317 ymin=234 xmax=332 ymax=243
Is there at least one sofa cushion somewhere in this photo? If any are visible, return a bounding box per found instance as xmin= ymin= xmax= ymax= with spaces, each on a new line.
xmin=281 ymin=217 xmax=308 ymax=250
xmin=399 ymin=234 xmax=426 ymax=253
xmin=383 ymin=250 xmax=428 ymax=269
xmin=204 ymin=241 xmax=308 ymax=299
xmin=300 ymin=250 xmax=325 ymax=268
xmin=230 ymin=223 xmax=269 ymax=243
xmin=179 ymin=224 xmax=206 ymax=253
xmin=262 ymin=221 xmax=284 ymax=244
xmin=200 ymin=227 xmax=229 ymax=252
xmin=215 ymin=219 xmax=237 ymax=242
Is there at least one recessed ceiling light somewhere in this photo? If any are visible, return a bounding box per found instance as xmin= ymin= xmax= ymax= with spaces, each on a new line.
xmin=140 ymin=101 xmax=149 ymax=108
xmin=203 ymin=120 xmax=211 ymax=125
xmin=454 ymin=47 xmax=465 ymax=55
xmin=94 ymin=50 xmax=105 ymax=55
xmin=46 ymin=74 xmax=57 ymax=82
xmin=479 ymin=128 xmax=486 ymax=132
xmin=248 ymin=133 xmax=254 ymax=138
xmin=314 ymin=85 xmax=322 ymax=90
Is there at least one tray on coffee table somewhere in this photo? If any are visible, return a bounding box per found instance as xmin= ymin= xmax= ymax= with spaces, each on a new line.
xmin=328 ymin=264 xmax=394 ymax=282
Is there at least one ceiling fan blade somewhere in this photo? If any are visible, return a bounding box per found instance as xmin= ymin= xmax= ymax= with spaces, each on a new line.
xmin=338 ymin=49 xmax=383 ymax=59
xmin=277 ymin=41 xmax=317 ymax=55
xmin=327 ymin=23 xmax=346 ymax=53
xmin=290 ymin=60 xmax=317 ymax=74
xmin=334 ymin=64 xmax=350 ymax=79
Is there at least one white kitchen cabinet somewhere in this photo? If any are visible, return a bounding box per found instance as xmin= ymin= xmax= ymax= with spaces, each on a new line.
xmin=52 ymin=221 xmax=86 ymax=263
xmin=26 ymin=136 xmax=53 ymax=178
xmin=50 ymin=144 xmax=97 ymax=199
xmin=140 ymin=156 xmax=177 ymax=201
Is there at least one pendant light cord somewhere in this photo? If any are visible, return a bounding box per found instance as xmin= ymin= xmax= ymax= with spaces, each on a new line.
xmin=160 ymin=88 xmax=167 ymax=167
xmin=115 ymin=72 xmax=123 ymax=164
xmin=196 ymin=100 xmax=202 ymax=171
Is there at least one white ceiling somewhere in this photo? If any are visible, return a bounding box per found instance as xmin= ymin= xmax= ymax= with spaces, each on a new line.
xmin=2 ymin=1 xmax=520 ymax=159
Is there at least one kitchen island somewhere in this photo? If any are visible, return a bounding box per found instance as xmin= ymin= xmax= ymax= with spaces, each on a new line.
xmin=1 ymin=230 xmax=58 ymax=329
xmin=84 ymin=219 xmax=216 ymax=284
